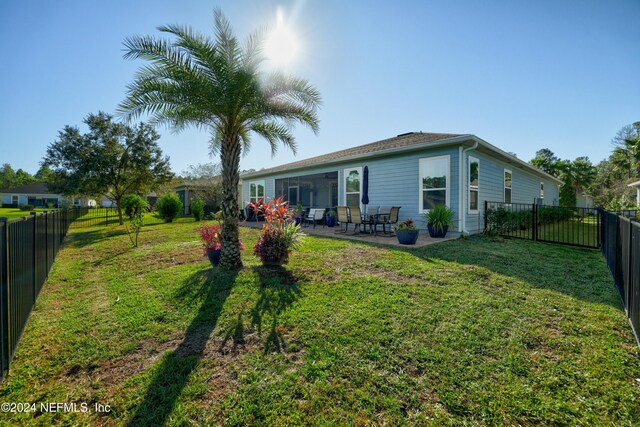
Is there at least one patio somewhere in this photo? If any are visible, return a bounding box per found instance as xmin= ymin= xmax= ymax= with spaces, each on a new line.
xmin=242 ymin=220 xmax=460 ymax=248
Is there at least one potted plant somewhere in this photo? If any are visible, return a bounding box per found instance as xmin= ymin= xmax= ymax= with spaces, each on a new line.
xmin=198 ymin=223 xmax=244 ymax=266
xmin=295 ymin=203 xmax=304 ymax=225
xmin=326 ymin=210 xmax=337 ymax=227
xmin=424 ymin=204 xmax=454 ymax=238
xmin=395 ymin=218 xmax=419 ymax=245
xmin=251 ymin=197 xmax=304 ymax=266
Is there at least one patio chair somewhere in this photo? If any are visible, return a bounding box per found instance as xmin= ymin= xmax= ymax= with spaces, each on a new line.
xmin=303 ymin=208 xmax=325 ymax=228
xmin=376 ymin=206 xmax=400 ymax=235
xmin=348 ymin=206 xmax=369 ymax=234
xmin=335 ymin=206 xmax=350 ymax=233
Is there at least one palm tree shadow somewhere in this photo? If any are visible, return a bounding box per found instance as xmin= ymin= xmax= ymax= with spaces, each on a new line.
xmin=242 ymin=266 xmax=302 ymax=354
xmin=127 ymin=267 xmax=237 ymax=426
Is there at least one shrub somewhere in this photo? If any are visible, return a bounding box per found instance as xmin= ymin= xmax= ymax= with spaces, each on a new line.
xmin=191 ymin=196 xmax=205 ymax=221
xmin=121 ymin=194 xmax=149 ymax=219
xmin=424 ymin=205 xmax=454 ymax=233
xmin=250 ymin=196 xmax=304 ymax=265
xmin=213 ymin=210 xmax=223 ymax=221
xmin=19 ymin=204 xmax=35 ymax=211
xmin=156 ymin=193 xmax=183 ymax=223
xmin=397 ymin=218 xmax=417 ymax=231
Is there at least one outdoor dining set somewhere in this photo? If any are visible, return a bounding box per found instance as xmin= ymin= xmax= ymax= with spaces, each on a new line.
xmin=303 ymin=205 xmax=401 ymax=236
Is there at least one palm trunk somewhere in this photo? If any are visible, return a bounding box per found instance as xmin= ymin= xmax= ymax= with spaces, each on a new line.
xmin=219 ymin=133 xmax=243 ymax=270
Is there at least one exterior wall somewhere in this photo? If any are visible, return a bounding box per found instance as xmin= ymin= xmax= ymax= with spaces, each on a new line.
xmin=576 ymin=194 xmax=594 ymax=209
xmin=243 ymin=146 xmax=461 ymax=231
xmin=1 ymin=193 xmax=64 ymax=207
xmin=462 ymin=150 xmax=561 ymax=234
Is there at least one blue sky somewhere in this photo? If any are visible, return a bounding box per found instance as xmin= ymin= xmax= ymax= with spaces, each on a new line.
xmin=1 ymin=0 xmax=638 ymax=175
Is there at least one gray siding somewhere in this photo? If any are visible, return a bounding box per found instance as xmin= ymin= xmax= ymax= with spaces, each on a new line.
xmin=462 ymin=150 xmax=560 ymax=234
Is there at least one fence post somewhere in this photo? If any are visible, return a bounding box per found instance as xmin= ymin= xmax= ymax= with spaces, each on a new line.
xmin=0 ymin=217 xmax=8 ymax=379
xmin=484 ymin=200 xmax=488 ymax=233
xmin=532 ymin=203 xmax=538 ymax=242
xmin=44 ymin=212 xmax=48 ymax=276
xmin=31 ymin=212 xmax=37 ymax=304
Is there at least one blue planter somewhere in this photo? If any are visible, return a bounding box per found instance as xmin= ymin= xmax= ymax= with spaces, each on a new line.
xmin=326 ymin=216 xmax=336 ymax=227
xmin=427 ymin=224 xmax=449 ymax=238
xmin=207 ymin=249 xmax=221 ymax=266
xmin=396 ymin=229 xmax=419 ymax=245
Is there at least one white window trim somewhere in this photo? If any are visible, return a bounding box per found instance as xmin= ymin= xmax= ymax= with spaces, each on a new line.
xmin=468 ymin=156 xmax=479 ymax=214
xmin=540 ymin=182 xmax=544 ymax=200
xmin=248 ymin=180 xmax=265 ymax=204
xmin=343 ymin=167 xmax=363 ymax=207
xmin=11 ymin=194 xmax=19 ymax=205
xmin=419 ymin=155 xmax=450 ymax=213
xmin=504 ymin=169 xmax=512 ymax=204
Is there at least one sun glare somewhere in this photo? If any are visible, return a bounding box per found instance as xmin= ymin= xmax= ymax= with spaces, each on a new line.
xmin=265 ymin=9 xmax=299 ymax=68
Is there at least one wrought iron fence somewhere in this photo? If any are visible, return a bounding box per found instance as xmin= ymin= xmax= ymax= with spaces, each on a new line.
xmin=70 ymin=207 xmax=166 ymax=228
xmin=484 ymin=201 xmax=600 ymax=248
xmin=601 ymin=210 xmax=640 ymax=346
xmin=0 ymin=209 xmax=83 ymax=380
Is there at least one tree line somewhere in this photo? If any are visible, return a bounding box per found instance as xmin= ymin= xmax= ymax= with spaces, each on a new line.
xmin=530 ymin=121 xmax=640 ymax=209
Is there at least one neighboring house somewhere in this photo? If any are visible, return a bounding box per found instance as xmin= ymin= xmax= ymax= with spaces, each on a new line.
xmin=99 ymin=192 xmax=158 ymax=209
xmin=628 ymin=180 xmax=640 ymax=206
xmin=576 ymin=190 xmax=594 ymax=209
xmin=0 ymin=182 xmax=65 ymax=208
xmin=174 ymin=178 xmax=236 ymax=216
xmin=240 ymin=132 xmax=562 ymax=234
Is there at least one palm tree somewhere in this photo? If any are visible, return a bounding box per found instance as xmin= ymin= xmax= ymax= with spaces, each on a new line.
xmin=117 ymin=9 xmax=321 ymax=270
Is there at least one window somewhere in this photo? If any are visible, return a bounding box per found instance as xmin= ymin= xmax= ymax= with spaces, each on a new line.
xmin=249 ymin=180 xmax=265 ymax=204
xmin=419 ymin=156 xmax=450 ymax=212
xmin=504 ymin=170 xmax=512 ymax=204
xmin=469 ymin=156 xmax=479 ymax=212
xmin=344 ymin=167 xmax=362 ymax=207
xmin=11 ymin=195 xmax=18 ymax=205
xmin=540 ymin=182 xmax=544 ymax=200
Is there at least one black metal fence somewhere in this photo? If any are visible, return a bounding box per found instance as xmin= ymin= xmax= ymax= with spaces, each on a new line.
xmin=601 ymin=210 xmax=640 ymax=346
xmin=484 ymin=201 xmax=600 ymax=248
xmin=71 ymin=207 xmax=165 ymax=228
xmin=0 ymin=209 xmax=83 ymax=380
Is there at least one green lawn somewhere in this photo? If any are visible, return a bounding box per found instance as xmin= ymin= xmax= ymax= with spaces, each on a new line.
xmin=502 ymin=218 xmax=600 ymax=247
xmin=0 ymin=221 xmax=638 ymax=425
xmin=0 ymin=207 xmax=56 ymax=219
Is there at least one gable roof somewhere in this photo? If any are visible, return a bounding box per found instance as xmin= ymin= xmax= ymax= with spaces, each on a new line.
xmin=243 ymin=132 xmax=465 ymax=178
xmin=242 ymin=132 xmax=562 ymax=184
xmin=0 ymin=181 xmax=56 ymax=194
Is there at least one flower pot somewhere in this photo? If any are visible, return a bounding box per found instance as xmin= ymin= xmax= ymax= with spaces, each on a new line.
xmin=206 ymin=249 xmax=222 ymax=266
xmin=326 ymin=216 xmax=336 ymax=227
xmin=396 ymin=229 xmax=419 ymax=245
xmin=295 ymin=217 xmax=301 ymax=226
xmin=427 ymin=224 xmax=449 ymax=238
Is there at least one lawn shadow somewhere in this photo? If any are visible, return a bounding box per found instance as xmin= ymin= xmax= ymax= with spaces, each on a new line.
xmin=219 ymin=266 xmax=303 ymax=355
xmin=67 ymin=227 xmax=128 ymax=248
xmin=127 ymin=267 xmax=238 ymax=426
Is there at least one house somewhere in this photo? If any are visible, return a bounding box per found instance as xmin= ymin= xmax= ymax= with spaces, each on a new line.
xmin=576 ymin=190 xmax=594 ymax=209
xmin=174 ymin=178 xmax=240 ymax=216
xmin=0 ymin=182 xmax=65 ymax=208
xmin=240 ymin=132 xmax=563 ymax=234
xmin=628 ymin=180 xmax=640 ymax=206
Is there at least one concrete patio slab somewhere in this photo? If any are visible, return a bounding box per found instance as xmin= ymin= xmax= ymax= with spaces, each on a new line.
xmin=242 ymin=221 xmax=460 ymax=248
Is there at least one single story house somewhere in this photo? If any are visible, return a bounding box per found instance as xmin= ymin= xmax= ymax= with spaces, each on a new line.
xmin=629 ymin=180 xmax=640 ymax=206
xmin=240 ymin=132 xmax=563 ymax=234
xmin=576 ymin=190 xmax=594 ymax=209
xmin=0 ymin=182 xmax=66 ymax=208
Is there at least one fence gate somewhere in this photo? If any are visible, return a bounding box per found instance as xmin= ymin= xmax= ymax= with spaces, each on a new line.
xmin=484 ymin=202 xmax=600 ymax=249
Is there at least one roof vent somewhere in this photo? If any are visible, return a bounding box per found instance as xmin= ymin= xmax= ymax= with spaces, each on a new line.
xmin=396 ymin=132 xmax=416 ymax=137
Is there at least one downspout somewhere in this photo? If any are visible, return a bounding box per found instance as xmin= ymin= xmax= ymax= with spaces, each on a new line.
xmin=460 ymin=140 xmax=479 ymax=235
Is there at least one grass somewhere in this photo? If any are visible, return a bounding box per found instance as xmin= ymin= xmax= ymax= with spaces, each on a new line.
xmin=0 ymin=207 xmax=55 ymax=219
xmin=0 ymin=220 xmax=639 ymax=425
xmin=502 ymin=217 xmax=599 ymax=247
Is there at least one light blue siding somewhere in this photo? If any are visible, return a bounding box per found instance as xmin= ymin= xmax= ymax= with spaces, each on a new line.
xmin=243 ymin=146 xmax=461 ymax=231
xmin=463 ymin=150 xmax=560 ymax=234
